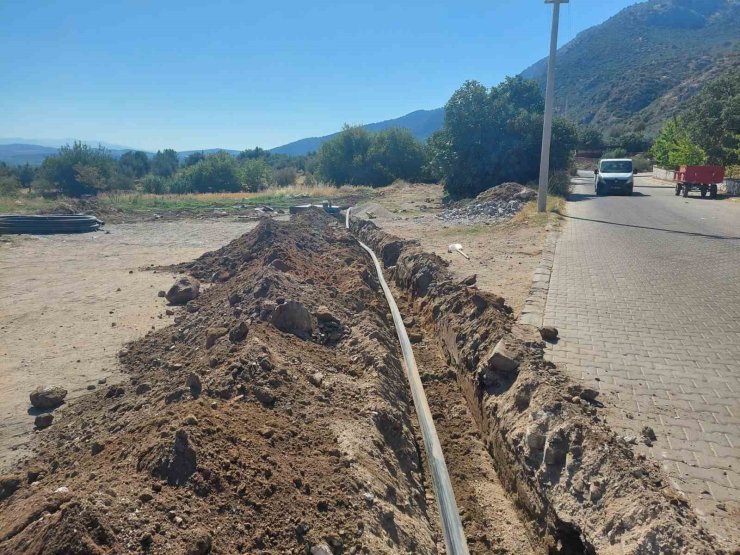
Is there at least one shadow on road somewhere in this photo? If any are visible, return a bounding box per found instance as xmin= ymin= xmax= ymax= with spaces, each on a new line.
xmin=558 ymin=214 xmax=740 ymax=240
xmin=567 ymin=191 xmax=649 ymax=202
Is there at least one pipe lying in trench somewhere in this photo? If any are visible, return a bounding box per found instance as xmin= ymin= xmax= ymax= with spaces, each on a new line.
xmin=345 ymin=208 xmax=470 ymax=555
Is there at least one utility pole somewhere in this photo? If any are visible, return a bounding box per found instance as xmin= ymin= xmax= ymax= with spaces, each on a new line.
xmin=537 ymin=0 xmax=568 ymax=213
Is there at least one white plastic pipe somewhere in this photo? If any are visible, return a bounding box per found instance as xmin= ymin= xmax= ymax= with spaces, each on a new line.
xmin=346 ymin=208 xmax=470 ymax=555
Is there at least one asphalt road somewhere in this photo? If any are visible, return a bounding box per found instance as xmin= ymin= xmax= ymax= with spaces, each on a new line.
xmin=543 ymin=172 xmax=740 ymax=547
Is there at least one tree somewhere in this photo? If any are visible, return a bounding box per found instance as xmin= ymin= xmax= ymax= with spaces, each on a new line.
xmin=240 ymin=158 xmax=273 ymax=192
xmin=317 ymin=126 xmax=374 ymax=185
xmin=429 ymin=77 xmax=578 ymax=198
xmin=681 ymin=71 xmax=739 ymax=166
xmin=651 ymin=119 xmax=707 ymax=168
xmin=183 ymin=152 xmax=242 ymax=193
xmin=183 ymin=151 xmax=206 ymax=167
xmin=613 ymin=132 xmax=651 ymax=154
xmin=118 ymin=150 xmax=150 ymax=178
xmin=14 ymin=163 xmax=35 ymax=189
xmin=577 ymin=126 xmax=605 ymax=151
xmin=316 ymin=125 xmax=428 ymax=186
xmin=366 ymin=128 xmax=428 ymax=185
xmin=151 ymin=149 xmax=179 ymax=177
xmin=238 ymin=147 xmax=268 ymax=161
xmin=39 ymin=142 xmax=115 ymax=197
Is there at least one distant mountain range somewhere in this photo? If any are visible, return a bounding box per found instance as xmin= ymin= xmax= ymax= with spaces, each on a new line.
xmin=269 ymin=109 xmax=444 ymax=156
xmin=3 ymin=0 xmax=738 ymax=164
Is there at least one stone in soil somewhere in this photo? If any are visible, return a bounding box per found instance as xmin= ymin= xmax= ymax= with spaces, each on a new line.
xmin=34 ymin=413 xmax=54 ymax=429
xmin=29 ymin=385 xmax=67 ymax=410
xmin=166 ymin=276 xmax=200 ymax=305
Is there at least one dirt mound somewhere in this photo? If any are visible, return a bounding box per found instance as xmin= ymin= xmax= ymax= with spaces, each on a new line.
xmin=352 ymin=217 xmax=720 ymax=554
xmin=0 ymin=210 xmax=440 ymax=554
xmin=475 ymin=183 xmax=535 ymax=203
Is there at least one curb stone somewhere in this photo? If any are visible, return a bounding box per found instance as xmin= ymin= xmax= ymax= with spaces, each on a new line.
xmin=519 ymin=222 xmax=559 ymax=328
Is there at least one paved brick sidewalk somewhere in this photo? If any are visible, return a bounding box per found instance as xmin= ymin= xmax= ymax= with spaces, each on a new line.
xmin=543 ymin=176 xmax=740 ymax=547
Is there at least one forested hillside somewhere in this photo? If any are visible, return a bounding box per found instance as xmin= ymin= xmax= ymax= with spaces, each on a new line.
xmin=521 ymin=0 xmax=740 ymax=135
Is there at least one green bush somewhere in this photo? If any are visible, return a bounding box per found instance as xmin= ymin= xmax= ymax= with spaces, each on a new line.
xmin=141 ymin=175 xmax=169 ymax=194
xmin=274 ymin=166 xmax=297 ymax=187
xmin=0 ymin=174 xmax=20 ymax=196
xmin=317 ymin=126 xmax=428 ymax=187
xmin=429 ymin=77 xmax=578 ymax=198
xmin=548 ymin=170 xmax=572 ymax=197
xmin=39 ymin=142 xmax=116 ymax=197
xmin=602 ymin=148 xmax=628 ymax=159
xmin=650 ymin=119 xmax=706 ymax=168
xmin=632 ymin=155 xmax=652 ymax=173
xmin=240 ymin=158 xmax=273 ymax=192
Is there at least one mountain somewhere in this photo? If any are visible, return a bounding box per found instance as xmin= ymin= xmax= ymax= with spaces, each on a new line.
xmin=0 ymin=143 xmax=243 ymax=166
xmin=520 ymin=0 xmax=740 ymax=134
xmin=0 ymin=138 xmax=137 ymax=150
xmin=270 ymin=109 xmax=444 ymax=155
xmin=0 ymin=144 xmax=60 ymax=166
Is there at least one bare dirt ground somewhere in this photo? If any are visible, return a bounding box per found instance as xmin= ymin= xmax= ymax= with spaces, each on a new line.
xmin=354 ymin=182 xmax=550 ymax=315
xmin=0 ymin=220 xmax=255 ymax=470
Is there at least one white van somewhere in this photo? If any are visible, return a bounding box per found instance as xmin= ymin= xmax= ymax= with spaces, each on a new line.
xmin=594 ymin=159 xmax=635 ymax=196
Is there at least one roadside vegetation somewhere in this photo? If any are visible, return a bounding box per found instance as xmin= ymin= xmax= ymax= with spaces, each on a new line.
xmin=3 ymin=70 xmax=735 ymax=214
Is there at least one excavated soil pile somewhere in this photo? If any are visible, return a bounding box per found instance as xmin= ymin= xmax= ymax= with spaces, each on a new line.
xmin=438 ymin=183 xmax=535 ymax=225
xmin=0 ymin=211 xmax=442 ymax=554
xmin=352 ymin=218 xmax=721 ymax=555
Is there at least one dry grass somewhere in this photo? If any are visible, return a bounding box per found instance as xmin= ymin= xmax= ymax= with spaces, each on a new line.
xmin=0 ymin=185 xmax=375 ymax=217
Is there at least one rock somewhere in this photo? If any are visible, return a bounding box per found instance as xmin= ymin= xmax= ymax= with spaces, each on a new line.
xmin=269 ymin=259 xmax=292 ymax=272
xmin=0 ymin=475 xmax=21 ymax=501
xmin=187 ymin=372 xmax=202 ymax=396
xmin=34 ymin=413 xmax=54 ymax=429
xmin=29 ymin=386 xmax=68 ymax=410
xmin=205 ymin=327 xmax=228 ymax=348
xmin=86 ymin=384 xmax=96 ymax=391
xmin=157 ymin=290 xmax=166 ymax=298
xmin=105 ymin=386 xmax=125 ymax=398
xmin=579 ymin=388 xmax=600 ymax=403
xmin=408 ymin=332 xmax=423 ymax=344
xmin=135 ymin=383 xmax=152 ymax=395
xmin=460 ymin=274 xmax=477 ymax=286
xmin=91 ymin=441 xmax=105 ymax=455
xmin=309 ymin=372 xmax=324 ymax=387
xmin=539 ymin=326 xmax=559 ymax=340
xmin=98 ymin=377 xmax=107 ymax=384
xmin=185 ymin=529 xmax=213 ymax=555
xmin=623 ymin=435 xmax=638 ymax=445
xmin=166 ymin=277 xmax=200 ymax=305
xmin=480 ymin=340 xmax=519 ymax=384
xmin=270 ymin=300 xmax=313 ymax=339
xmin=229 ymin=321 xmax=249 ymax=343
xmin=544 ymin=431 xmax=568 ymax=465
xmin=314 ymin=305 xmax=338 ymax=323
xmin=641 ymin=426 xmax=657 ymax=441
xmin=310 ymin=544 xmax=332 ymax=555
xmin=184 ymin=414 xmax=199 ymax=426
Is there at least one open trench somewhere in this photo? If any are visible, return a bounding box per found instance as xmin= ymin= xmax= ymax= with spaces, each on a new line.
xmin=0 ymin=210 xmax=721 ymax=554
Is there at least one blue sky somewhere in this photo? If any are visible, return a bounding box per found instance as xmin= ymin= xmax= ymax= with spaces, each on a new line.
xmin=1 ymin=0 xmax=637 ymax=151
